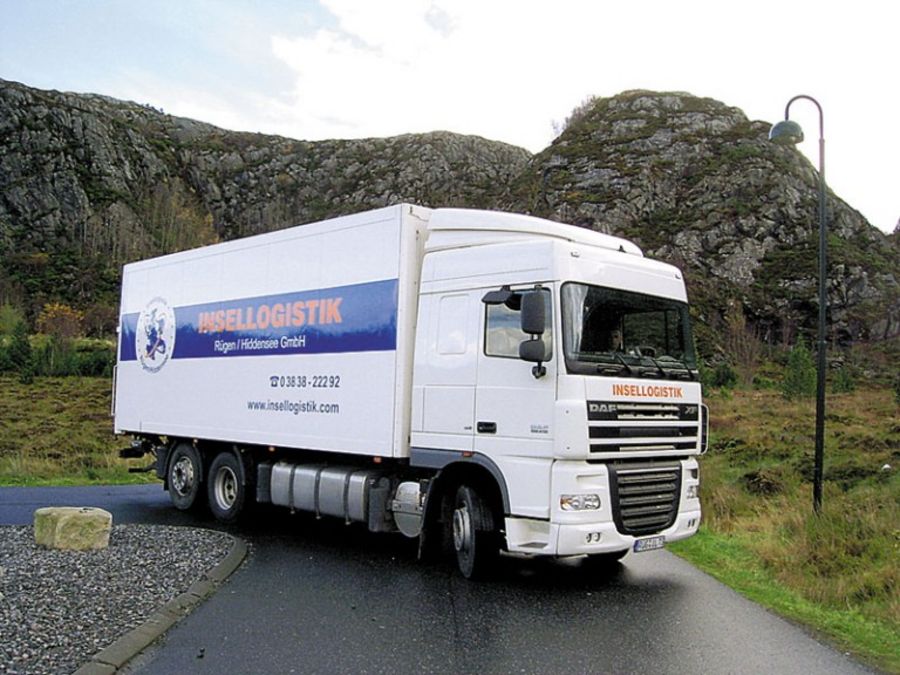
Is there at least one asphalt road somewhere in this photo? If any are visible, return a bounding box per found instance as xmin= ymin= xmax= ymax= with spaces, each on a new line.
xmin=0 ymin=485 xmax=878 ymax=674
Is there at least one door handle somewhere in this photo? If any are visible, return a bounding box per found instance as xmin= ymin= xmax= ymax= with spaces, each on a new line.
xmin=477 ymin=421 xmax=497 ymax=434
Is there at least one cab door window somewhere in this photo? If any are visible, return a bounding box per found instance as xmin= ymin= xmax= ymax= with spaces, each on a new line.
xmin=484 ymin=289 xmax=552 ymax=359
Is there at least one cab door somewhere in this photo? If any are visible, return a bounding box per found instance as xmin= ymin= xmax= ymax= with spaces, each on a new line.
xmin=474 ymin=287 xmax=556 ymax=518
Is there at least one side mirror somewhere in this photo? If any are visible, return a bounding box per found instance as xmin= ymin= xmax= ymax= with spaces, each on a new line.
xmin=519 ymin=338 xmax=547 ymax=379
xmin=520 ymin=292 xmax=545 ymax=336
xmin=519 ymin=339 xmax=545 ymax=363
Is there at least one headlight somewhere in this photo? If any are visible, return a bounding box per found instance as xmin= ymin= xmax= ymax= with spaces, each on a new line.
xmin=686 ymin=485 xmax=700 ymax=499
xmin=560 ymin=494 xmax=601 ymax=511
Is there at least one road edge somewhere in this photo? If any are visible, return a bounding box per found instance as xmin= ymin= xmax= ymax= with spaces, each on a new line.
xmin=72 ymin=534 xmax=249 ymax=675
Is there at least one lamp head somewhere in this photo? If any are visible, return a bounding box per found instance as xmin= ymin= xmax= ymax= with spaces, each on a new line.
xmin=769 ymin=119 xmax=804 ymax=145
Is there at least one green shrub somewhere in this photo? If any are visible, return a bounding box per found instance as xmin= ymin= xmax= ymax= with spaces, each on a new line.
xmin=32 ymin=338 xmax=77 ymax=377
xmin=782 ymin=340 xmax=816 ymax=400
xmin=0 ymin=304 xmax=25 ymax=335
xmin=831 ymin=366 xmax=856 ymax=394
xmin=73 ymin=342 xmax=115 ymax=377
xmin=7 ymin=321 xmax=33 ymax=373
xmin=0 ymin=339 xmax=12 ymax=372
xmin=752 ymin=375 xmax=777 ymax=390
xmin=712 ymin=362 xmax=738 ymax=388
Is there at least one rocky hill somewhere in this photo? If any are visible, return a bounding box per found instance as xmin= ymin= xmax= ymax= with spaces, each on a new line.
xmin=0 ymin=78 xmax=529 ymax=313
xmin=509 ymin=91 xmax=899 ymax=348
xmin=1 ymin=79 xmax=897 ymax=350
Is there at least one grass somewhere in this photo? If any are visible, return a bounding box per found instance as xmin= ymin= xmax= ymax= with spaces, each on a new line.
xmin=670 ymin=386 xmax=900 ymax=672
xmin=0 ymin=375 xmax=152 ymax=485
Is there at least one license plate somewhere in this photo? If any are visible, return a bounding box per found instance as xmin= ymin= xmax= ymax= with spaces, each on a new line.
xmin=633 ymin=535 xmax=665 ymax=553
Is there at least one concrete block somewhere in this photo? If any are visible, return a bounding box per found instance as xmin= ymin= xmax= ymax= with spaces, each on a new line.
xmin=34 ymin=507 xmax=113 ymax=551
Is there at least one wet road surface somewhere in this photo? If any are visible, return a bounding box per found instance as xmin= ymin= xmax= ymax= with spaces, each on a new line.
xmin=0 ymin=485 xmax=877 ymax=674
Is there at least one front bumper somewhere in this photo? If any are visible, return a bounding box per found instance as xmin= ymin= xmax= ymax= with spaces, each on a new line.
xmin=505 ymin=508 xmax=701 ymax=556
xmin=504 ymin=456 xmax=701 ymax=556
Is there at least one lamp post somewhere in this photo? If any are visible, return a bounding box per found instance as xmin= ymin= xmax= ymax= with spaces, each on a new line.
xmin=769 ymin=95 xmax=827 ymax=514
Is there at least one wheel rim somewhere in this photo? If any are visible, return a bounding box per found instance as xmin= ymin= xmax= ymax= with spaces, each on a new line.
xmin=171 ymin=456 xmax=195 ymax=497
xmin=214 ymin=466 xmax=238 ymax=510
xmin=452 ymin=503 xmax=473 ymax=554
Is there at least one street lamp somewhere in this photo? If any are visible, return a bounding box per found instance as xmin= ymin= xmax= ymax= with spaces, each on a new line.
xmin=769 ymin=95 xmax=827 ymax=514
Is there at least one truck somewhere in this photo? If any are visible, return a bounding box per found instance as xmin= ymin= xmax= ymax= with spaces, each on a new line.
xmin=115 ymin=204 xmax=707 ymax=578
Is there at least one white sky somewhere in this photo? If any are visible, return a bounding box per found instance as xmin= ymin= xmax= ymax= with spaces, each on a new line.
xmin=1 ymin=0 xmax=897 ymax=233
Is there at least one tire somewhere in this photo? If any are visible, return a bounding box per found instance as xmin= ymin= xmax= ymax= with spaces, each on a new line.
xmin=167 ymin=443 xmax=203 ymax=511
xmin=452 ymin=485 xmax=498 ymax=580
xmin=207 ymin=452 xmax=246 ymax=523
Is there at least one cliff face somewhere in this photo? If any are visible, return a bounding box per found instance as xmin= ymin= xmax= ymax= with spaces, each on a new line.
xmin=508 ymin=91 xmax=899 ymax=345
xmin=1 ymin=80 xmax=897 ymax=347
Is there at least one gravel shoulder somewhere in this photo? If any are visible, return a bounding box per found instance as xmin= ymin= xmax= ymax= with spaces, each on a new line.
xmin=0 ymin=524 xmax=238 ymax=675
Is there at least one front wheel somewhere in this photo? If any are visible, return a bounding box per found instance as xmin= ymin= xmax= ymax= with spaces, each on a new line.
xmin=452 ymin=485 xmax=498 ymax=580
xmin=207 ymin=452 xmax=247 ymax=523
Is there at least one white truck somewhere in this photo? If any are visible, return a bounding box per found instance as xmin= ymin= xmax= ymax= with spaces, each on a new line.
xmin=115 ymin=204 xmax=706 ymax=578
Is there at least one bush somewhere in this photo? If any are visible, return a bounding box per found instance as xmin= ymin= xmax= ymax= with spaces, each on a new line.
xmin=712 ymin=362 xmax=738 ymax=388
xmin=831 ymin=366 xmax=856 ymax=394
xmin=0 ymin=339 xmax=12 ymax=372
xmin=0 ymin=303 xmax=25 ymax=335
xmin=7 ymin=321 xmax=33 ymax=372
xmin=752 ymin=375 xmax=778 ymax=390
xmin=31 ymin=337 xmax=115 ymax=377
xmin=782 ymin=340 xmax=816 ymax=400
xmin=73 ymin=342 xmax=115 ymax=377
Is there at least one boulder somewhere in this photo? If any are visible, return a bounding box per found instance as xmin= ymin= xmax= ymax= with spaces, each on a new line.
xmin=33 ymin=507 xmax=113 ymax=551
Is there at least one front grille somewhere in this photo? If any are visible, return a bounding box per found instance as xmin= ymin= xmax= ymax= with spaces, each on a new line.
xmin=588 ymin=400 xmax=699 ymax=453
xmin=588 ymin=401 xmax=699 ymax=421
xmin=609 ymin=462 xmax=681 ymax=535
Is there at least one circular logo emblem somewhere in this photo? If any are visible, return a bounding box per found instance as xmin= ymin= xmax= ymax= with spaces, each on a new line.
xmin=136 ymin=297 xmax=176 ymax=373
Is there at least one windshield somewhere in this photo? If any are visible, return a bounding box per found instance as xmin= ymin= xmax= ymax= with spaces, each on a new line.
xmin=561 ymin=283 xmax=697 ymax=379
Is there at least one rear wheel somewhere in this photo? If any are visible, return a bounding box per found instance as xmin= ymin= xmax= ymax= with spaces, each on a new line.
xmin=167 ymin=443 xmax=202 ymax=511
xmin=452 ymin=485 xmax=498 ymax=580
xmin=207 ymin=452 xmax=246 ymax=523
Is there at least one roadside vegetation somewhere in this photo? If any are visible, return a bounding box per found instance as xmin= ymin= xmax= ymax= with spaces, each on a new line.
xmin=671 ymin=386 xmax=899 ymax=671
xmin=671 ymin=335 xmax=900 ymax=672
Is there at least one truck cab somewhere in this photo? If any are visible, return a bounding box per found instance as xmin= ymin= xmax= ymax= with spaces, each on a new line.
xmin=410 ymin=209 xmax=704 ymax=575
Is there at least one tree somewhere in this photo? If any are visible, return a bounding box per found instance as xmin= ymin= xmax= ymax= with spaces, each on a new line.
xmin=35 ymin=303 xmax=84 ymax=376
xmin=724 ymin=302 xmax=761 ymax=387
xmin=781 ymin=339 xmax=816 ymax=400
xmin=36 ymin=303 xmax=84 ymax=340
xmin=83 ymin=303 xmax=118 ymax=338
xmin=8 ymin=320 xmax=34 ymax=383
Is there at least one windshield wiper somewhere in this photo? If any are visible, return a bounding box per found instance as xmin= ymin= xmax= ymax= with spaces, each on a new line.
xmin=651 ymin=356 xmax=697 ymax=380
xmin=610 ymin=352 xmax=635 ymax=376
xmin=644 ymin=356 xmax=668 ymax=379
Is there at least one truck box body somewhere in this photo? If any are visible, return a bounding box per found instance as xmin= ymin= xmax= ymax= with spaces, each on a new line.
xmin=115 ymin=204 xmax=429 ymax=458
